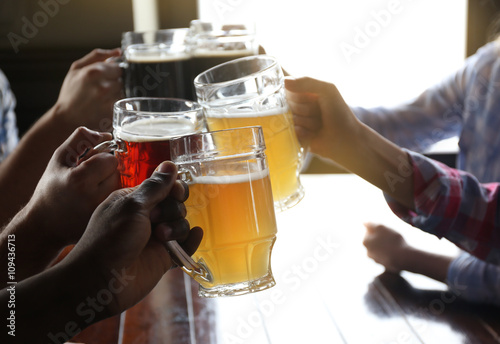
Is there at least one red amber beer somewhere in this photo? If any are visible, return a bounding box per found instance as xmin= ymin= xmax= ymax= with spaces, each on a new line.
xmin=112 ymin=98 xmax=205 ymax=187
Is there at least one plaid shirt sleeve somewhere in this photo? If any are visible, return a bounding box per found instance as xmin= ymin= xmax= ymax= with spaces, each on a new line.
xmin=385 ymin=150 xmax=500 ymax=265
xmin=447 ymin=252 xmax=500 ymax=306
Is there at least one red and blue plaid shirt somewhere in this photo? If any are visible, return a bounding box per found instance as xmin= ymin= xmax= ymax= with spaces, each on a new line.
xmin=386 ymin=150 xmax=500 ymax=266
xmin=353 ymin=41 xmax=500 ymax=303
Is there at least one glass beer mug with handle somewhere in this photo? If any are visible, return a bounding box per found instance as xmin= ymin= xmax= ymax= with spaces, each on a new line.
xmin=166 ymin=126 xmax=278 ymax=298
xmin=194 ymin=55 xmax=305 ymax=211
xmin=118 ymin=29 xmax=194 ymax=99
xmin=187 ymin=20 xmax=258 ymax=91
xmin=93 ymin=97 xmax=205 ymax=188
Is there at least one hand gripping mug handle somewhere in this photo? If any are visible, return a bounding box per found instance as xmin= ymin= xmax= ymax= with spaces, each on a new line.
xmin=93 ymin=139 xmax=121 ymax=154
xmin=89 ymin=142 xmax=212 ymax=284
xmin=76 ymin=139 xmax=123 ymax=165
xmin=166 ymin=168 xmax=212 ymax=284
xmin=165 ymin=241 xmax=211 ymax=283
xmin=105 ymin=55 xmax=128 ymax=69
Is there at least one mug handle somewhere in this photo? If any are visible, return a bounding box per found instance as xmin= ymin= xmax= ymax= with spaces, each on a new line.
xmin=106 ymin=55 xmax=128 ymax=69
xmin=165 ymin=241 xmax=211 ymax=283
xmin=76 ymin=139 xmax=121 ymax=166
xmin=93 ymin=139 xmax=120 ymax=154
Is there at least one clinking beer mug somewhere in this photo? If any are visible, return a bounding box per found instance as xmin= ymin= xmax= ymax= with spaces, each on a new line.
xmin=194 ymin=55 xmax=305 ymax=211
xmin=93 ymin=99 xmax=276 ymax=298
xmin=166 ymin=126 xmax=278 ymax=298
xmin=117 ymin=29 xmax=194 ymax=99
xmin=187 ymin=20 xmax=258 ymax=88
xmin=94 ymin=97 xmax=205 ymax=188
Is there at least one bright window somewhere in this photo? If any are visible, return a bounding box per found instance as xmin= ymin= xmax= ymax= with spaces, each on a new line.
xmin=198 ymin=0 xmax=467 ymax=151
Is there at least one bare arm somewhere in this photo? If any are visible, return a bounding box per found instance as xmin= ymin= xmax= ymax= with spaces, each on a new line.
xmin=403 ymin=248 xmax=452 ymax=282
xmin=286 ymin=77 xmax=414 ymax=209
xmin=0 ymin=109 xmax=75 ymax=223
xmin=0 ymin=162 xmax=202 ymax=343
xmin=287 ymin=76 xmax=500 ymax=265
xmin=0 ymin=127 xmax=120 ymax=286
xmin=0 ymin=49 xmax=122 ymax=226
xmin=363 ymin=223 xmax=452 ymax=282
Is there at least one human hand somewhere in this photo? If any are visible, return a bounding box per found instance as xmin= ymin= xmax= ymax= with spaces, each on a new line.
xmin=25 ymin=127 xmax=120 ymax=248
xmin=285 ymin=77 xmax=362 ymax=161
xmin=0 ymin=164 xmax=201 ymax=339
xmin=362 ymin=222 xmax=411 ymax=273
xmin=54 ymin=48 xmax=122 ymax=132
xmin=64 ymin=161 xmax=202 ymax=318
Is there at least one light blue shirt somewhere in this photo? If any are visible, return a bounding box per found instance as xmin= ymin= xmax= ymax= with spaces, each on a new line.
xmin=352 ymin=40 xmax=500 ymax=305
xmin=0 ymin=69 xmax=18 ymax=162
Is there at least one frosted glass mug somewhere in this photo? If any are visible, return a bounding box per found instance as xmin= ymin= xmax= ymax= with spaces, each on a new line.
xmin=168 ymin=126 xmax=278 ymax=298
xmin=194 ymin=55 xmax=305 ymax=211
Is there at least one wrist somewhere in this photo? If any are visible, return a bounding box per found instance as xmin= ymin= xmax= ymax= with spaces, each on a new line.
xmin=402 ymin=248 xmax=452 ymax=283
xmin=395 ymin=245 xmax=419 ymax=272
xmin=321 ymin=116 xmax=365 ymax=164
xmin=47 ymin=103 xmax=76 ymax=132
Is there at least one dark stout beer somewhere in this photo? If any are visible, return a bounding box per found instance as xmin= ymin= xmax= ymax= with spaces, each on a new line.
xmin=124 ymin=46 xmax=194 ymax=99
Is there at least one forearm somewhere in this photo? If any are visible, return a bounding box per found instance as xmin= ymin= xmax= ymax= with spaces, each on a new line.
xmin=0 ymin=206 xmax=67 ymax=287
xmin=0 ymin=105 xmax=77 ymax=225
xmin=333 ymin=122 xmax=415 ymax=210
xmin=401 ymin=247 xmax=453 ymax=283
xmin=0 ymin=260 xmax=103 ymax=343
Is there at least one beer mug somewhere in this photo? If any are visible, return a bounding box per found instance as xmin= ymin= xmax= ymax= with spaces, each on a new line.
xmin=95 ymin=97 xmax=205 ymax=187
xmin=167 ymin=126 xmax=278 ymax=297
xmin=194 ymin=55 xmax=304 ymax=211
xmin=118 ymin=29 xmax=194 ymax=99
xmin=187 ymin=20 xmax=258 ymax=90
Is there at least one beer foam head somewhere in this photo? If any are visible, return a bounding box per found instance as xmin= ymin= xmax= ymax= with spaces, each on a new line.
xmin=126 ymin=44 xmax=189 ymax=62
xmin=206 ymin=107 xmax=289 ymax=118
xmin=193 ymin=169 xmax=269 ymax=184
xmin=192 ymin=49 xmax=254 ymax=58
xmin=117 ymin=118 xmax=197 ymax=142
